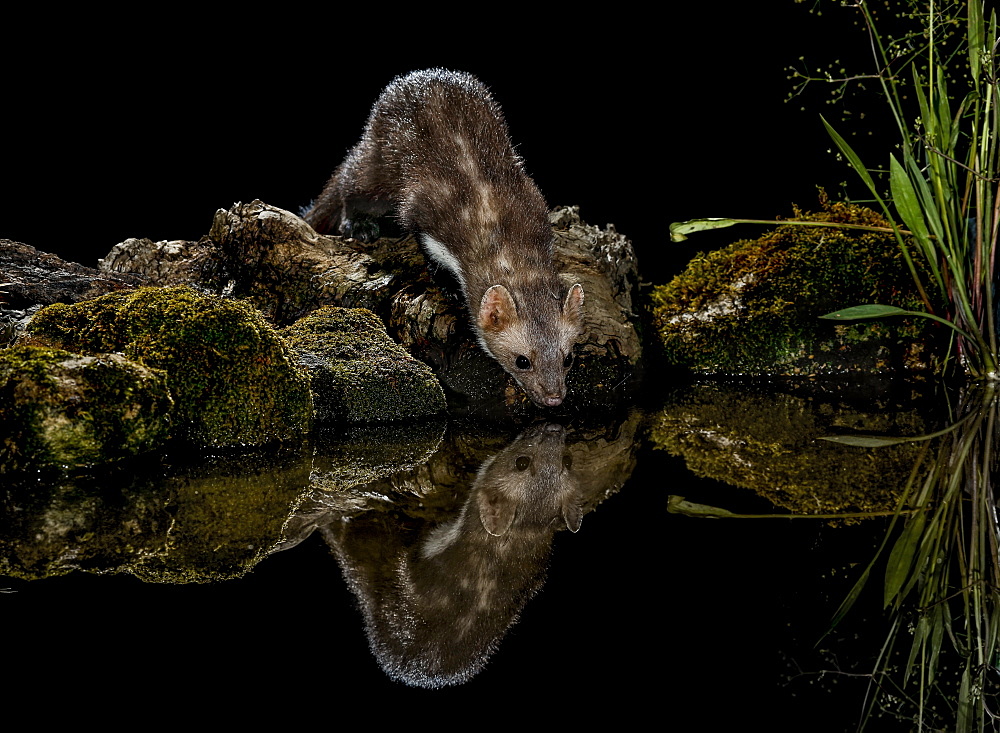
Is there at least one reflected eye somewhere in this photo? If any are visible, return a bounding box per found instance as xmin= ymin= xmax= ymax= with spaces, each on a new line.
xmin=515 ymin=355 xmax=531 ymax=370
xmin=563 ymin=352 xmax=574 ymax=369
xmin=563 ymin=454 xmax=573 ymax=470
xmin=515 ymin=456 xmax=531 ymax=471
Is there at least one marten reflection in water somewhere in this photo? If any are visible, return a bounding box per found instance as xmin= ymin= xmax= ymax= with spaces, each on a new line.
xmin=323 ymin=422 xmax=584 ymax=688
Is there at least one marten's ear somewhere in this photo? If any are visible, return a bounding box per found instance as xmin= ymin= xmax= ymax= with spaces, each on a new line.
xmin=563 ymin=283 xmax=584 ymax=323
xmin=479 ymin=285 xmax=518 ymax=333
xmin=478 ymin=489 xmax=516 ymax=537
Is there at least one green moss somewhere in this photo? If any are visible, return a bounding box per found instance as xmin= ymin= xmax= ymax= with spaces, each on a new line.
xmin=0 ymin=345 xmax=172 ymax=472
xmin=282 ymin=306 xmax=446 ymax=422
xmin=651 ymin=197 xmax=941 ymax=375
xmin=21 ymin=286 xmax=312 ymax=447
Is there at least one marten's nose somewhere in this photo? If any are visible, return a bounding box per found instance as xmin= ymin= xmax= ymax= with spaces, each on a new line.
xmin=543 ymin=395 xmax=563 ymax=407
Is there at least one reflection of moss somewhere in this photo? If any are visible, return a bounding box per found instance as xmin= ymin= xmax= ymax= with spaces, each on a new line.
xmin=126 ymin=448 xmax=312 ymax=583
xmin=0 ymin=345 xmax=172 ymax=472
xmin=282 ymin=306 xmax=445 ymax=422
xmin=21 ymin=286 xmax=312 ymax=447
xmin=650 ymin=383 xmax=932 ymax=518
xmin=308 ymin=419 xmax=447 ymax=493
xmin=0 ymin=445 xmax=311 ymax=583
xmin=651 ymin=196 xmax=941 ymax=375
xmin=0 ymin=470 xmax=172 ymax=580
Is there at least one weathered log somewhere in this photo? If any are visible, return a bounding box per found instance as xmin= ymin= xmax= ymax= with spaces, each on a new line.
xmin=0 ymin=240 xmax=146 ymax=345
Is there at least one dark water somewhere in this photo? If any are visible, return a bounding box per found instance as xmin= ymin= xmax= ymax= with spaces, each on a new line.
xmin=0 ymin=382 xmax=969 ymax=729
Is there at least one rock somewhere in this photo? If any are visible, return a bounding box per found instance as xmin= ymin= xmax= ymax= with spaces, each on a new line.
xmin=17 ymin=286 xmax=312 ymax=448
xmin=0 ymin=345 xmax=172 ymax=473
xmin=281 ymin=306 xmax=446 ymax=423
xmin=651 ymin=198 xmax=943 ymax=376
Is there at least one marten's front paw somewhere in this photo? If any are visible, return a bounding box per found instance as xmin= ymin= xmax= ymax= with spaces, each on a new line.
xmin=341 ymin=216 xmax=381 ymax=243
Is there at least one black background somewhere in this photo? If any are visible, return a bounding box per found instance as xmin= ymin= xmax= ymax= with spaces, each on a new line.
xmin=3 ymin=4 xmax=863 ymax=285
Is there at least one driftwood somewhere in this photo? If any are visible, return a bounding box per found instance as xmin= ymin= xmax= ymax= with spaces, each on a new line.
xmin=99 ymin=201 xmax=642 ymax=409
xmin=0 ymin=240 xmax=146 ymax=345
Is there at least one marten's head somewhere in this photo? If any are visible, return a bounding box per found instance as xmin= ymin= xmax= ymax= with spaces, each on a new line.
xmin=477 ymin=282 xmax=585 ymax=407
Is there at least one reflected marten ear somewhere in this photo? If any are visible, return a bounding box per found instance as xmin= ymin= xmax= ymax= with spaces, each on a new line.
xmin=479 ymin=284 xmax=518 ymax=333
xmin=478 ymin=489 xmax=516 ymax=537
xmin=562 ymin=496 xmax=583 ymax=533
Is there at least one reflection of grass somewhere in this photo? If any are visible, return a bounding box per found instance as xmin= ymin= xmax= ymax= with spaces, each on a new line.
xmin=665 ymin=383 xmax=1000 ymax=728
xmin=827 ymin=383 xmax=1000 ymax=730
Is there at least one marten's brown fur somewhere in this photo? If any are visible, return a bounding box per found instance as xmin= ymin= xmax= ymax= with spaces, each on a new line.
xmin=304 ymin=69 xmax=584 ymax=407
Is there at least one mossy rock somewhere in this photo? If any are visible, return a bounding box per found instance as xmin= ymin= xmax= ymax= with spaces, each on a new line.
xmin=0 ymin=345 xmax=172 ymax=472
xmin=282 ymin=306 xmax=446 ymax=422
xmin=651 ymin=197 xmax=943 ymax=376
xmin=19 ymin=286 xmax=312 ymax=447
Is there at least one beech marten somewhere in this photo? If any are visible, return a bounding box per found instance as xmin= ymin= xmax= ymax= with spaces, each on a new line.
xmin=303 ymin=68 xmax=585 ymax=408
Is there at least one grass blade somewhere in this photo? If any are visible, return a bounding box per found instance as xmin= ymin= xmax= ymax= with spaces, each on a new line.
xmin=884 ymin=512 xmax=926 ymax=608
xmin=820 ymin=304 xmax=912 ymax=320
xmin=889 ymin=153 xmax=933 ymax=248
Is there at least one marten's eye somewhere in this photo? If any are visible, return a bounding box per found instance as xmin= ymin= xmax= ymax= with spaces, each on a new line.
xmin=515 ymin=355 xmax=531 ymax=370
xmin=563 ymin=352 xmax=574 ymax=369
xmin=515 ymin=456 xmax=531 ymax=471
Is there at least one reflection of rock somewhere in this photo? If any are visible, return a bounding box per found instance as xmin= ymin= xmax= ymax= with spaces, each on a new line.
xmin=278 ymin=410 xmax=642 ymax=687
xmin=0 ymin=446 xmax=311 ymax=582
xmin=127 ymin=448 xmax=312 ymax=583
xmin=0 ymin=345 xmax=172 ymax=472
xmin=0 ymin=470 xmax=172 ymax=581
xmin=311 ymin=420 xmax=446 ymax=490
xmin=651 ymin=382 xmax=934 ymax=516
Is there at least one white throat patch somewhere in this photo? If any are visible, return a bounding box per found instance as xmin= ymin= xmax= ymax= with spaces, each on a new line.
xmin=421 ymin=233 xmax=467 ymax=291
